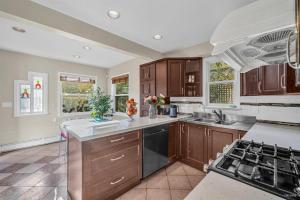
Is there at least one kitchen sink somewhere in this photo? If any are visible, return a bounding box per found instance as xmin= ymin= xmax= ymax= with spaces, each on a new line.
xmin=193 ymin=118 xmax=236 ymax=125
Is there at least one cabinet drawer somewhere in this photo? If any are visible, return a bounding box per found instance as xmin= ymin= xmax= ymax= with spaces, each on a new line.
xmin=86 ymin=163 xmax=139 ymax=200
xmin=83 ymin=131 xmax=140 ymax=153
xmin=85 ymin=145 xmax=140 ymax=184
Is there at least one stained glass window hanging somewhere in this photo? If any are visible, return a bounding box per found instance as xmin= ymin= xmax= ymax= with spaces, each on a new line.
xmin=20 ymin=84 xmax=31 ymax=113
xmin=33 ymin=77 xmax=43 ymax=112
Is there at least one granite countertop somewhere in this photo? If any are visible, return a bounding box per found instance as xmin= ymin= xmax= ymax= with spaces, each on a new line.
xmin=65 ymin=115 xmax=190 ymax=141
xmin=185 ymin=122 xmax=300 ymax=200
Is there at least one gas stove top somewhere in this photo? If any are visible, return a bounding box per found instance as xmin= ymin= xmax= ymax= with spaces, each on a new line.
xmin=208 ymin=140 xmax=300 ymax=200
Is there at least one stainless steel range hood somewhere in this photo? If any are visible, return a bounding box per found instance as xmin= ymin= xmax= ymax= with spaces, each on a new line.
xmin=211 ymin=0 xmax=296 ymax=72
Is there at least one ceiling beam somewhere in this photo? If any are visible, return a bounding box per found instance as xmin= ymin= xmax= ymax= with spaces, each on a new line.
xmin=0 ymin=0 xmax=163 ymax=59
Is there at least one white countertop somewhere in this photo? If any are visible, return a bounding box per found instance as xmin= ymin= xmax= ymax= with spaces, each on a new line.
xmin=185 ymin=122 xmax=300 ymax=200
xmin=185 ymin=171 xmax=283 ymax=200
xmin=65 ymin=115 xmax=189 ymax=141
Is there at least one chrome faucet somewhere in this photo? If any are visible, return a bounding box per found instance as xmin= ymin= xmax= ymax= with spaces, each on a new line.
xmin=213 ymin=109 xmax=224 ymax=123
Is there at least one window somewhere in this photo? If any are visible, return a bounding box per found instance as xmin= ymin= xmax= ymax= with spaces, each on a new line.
xmin=205 ymin=57 xmax=239 ymax=108
xmin=112 ymin=74 xmax=129 ymax=113
xmin=59 ymin=73 xmax=96 ymax=115
xmin=14 ymin=72 xmax=48 ymax=116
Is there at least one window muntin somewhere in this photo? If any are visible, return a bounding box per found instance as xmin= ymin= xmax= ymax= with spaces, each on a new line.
xmin=206 ymin=59 xmax=239 ymax=107
xmin=59 ymin=73 xmax=96 ymax=115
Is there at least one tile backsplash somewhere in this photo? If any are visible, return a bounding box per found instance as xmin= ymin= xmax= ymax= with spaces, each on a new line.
xmin=171 ymin=96 xmax=300 ymax=124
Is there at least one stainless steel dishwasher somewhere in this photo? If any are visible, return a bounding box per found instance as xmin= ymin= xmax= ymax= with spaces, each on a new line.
xmin=142 ymin=124 xmax=168 ymax=178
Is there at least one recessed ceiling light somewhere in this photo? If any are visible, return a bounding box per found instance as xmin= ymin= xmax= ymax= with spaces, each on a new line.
xmin=107 ymin=10 xmax=120 ymax=19
xmin=153 ymin=34 xmax=163 ymax=40
xmin=73 ymin=55 xmax=81 ymax=58
xmin=83 ymin=46 xmax=91 ymax=50
xmin=12 ymin=26 xmax=26 ymax=33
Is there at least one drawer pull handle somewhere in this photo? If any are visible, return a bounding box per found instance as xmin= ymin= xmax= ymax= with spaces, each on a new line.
xmin=110 ymin=137 xmax=124 ymax=143
xmin=110 ymin=176 xmax=125 ymax=185
xmin=110 ymin=154 xmax=125 ymax=162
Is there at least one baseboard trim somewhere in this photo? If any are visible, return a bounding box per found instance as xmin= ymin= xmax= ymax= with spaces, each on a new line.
xmin=0 ymin=136 xmax=61 ymax=153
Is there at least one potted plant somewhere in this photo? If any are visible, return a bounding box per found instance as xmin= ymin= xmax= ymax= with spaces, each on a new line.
xmin=144 ymin=94 xmax=165 ymax=119
xmin=88 ymin=87 xmax=112 ymax=121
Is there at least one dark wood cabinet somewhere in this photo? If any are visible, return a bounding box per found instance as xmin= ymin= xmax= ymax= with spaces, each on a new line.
xmin=258 ymin=64 xmax=286 ymax=95
xmin=168 ymin=122 xmax=177 ymax=163
xmin=206 ymin=126 xmax=244 ymax=161
xmin=68 ymin=130 xmax=142 ymax=200
xmin=184 ymin=59 xmax=203 ymax=96
xmin=140 ymin=64 xmax=156 ymax=117
xmin=140 ymin=63 xmax=155 ymax=82
xmin=156 ymin=60 xmax=168 ymax=96
xmin=240 ymin=68 xmax=259 ymax=96
xmin=179 ymin=122 xmax=246 ymax=171
xmin=182 ymin=123 xmax=207 ymax=170
xmin=168 ymin=59 xmax=185 ymax=97
xmin=286 ymin=65 xmax=300 ymax=93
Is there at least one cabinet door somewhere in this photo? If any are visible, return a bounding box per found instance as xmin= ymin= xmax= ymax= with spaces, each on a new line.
xmin=183 ymin=123 xmax=207 ymax=170
xmin=140 ymin=63 xmax=155 ymax=81
xmin=184 ymin=59 xmax=203 ymax=97
xmin=240 ymin=68 xmax=259 ymax=96
xmin=168 ymin=123 xmax=177 ymax=163
xmin=168 ymin=60 xmax=185 ymax=96
xmin=156 ymin=60 xmax=168 ymax=96
xmin=286 ymin=65 xmax=300 ymax=93
xmin=258 ymin=64 xmax=286 ymax=95
xmin=207 ymin=127 xmax=238 ymax=161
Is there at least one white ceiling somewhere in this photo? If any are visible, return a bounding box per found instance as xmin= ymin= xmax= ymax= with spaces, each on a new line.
xmin=0 ymin=17 xmax=134 ymax=68
xmin=33 ymin=0 xmax=257 ymax=53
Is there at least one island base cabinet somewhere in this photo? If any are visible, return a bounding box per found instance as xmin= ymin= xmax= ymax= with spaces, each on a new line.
xmin=68 ymin=130 xmax=142 ymax=200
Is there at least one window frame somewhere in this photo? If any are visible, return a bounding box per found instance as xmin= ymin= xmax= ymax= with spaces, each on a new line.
xmin=111 ymin=73 xmax=129 ymax=114
xmin=14 ymin=72 xmax=48 ymax=117
xmin=203 ymin=56 xmax=240 ymax=109
xmin=57 ymin=72 xmax=97 ymax=117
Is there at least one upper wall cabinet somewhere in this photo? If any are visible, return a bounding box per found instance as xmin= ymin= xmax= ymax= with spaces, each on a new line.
xmin=168 ymin=59 xmax=185 ymax=97
xmin=258 ymin=64 xmax=286 ymax=95
xmin=184 ymin=59 xmax=203 ymax=97
xmin=241 ymin=64 xmax=300 ymax=96
xmin=240 ymin=68 xmax=259 ymax=96
xmin=140 ymin=63 xmax=155 ymax=82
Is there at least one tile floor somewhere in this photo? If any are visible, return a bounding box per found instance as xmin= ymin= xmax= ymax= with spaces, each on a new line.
xmin=117 ymin=161 xmax=206 ymax=200
xmin=0 ymin=142 xmax=206 ymax=200
xmin=0 ymin=142 xmax=67 ymax=200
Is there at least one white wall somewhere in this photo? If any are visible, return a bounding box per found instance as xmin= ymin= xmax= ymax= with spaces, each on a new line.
xmin=0 ymin=50 xmax=108 ymax=146
xmin=107 ymin=57 xmax=153 ymax=116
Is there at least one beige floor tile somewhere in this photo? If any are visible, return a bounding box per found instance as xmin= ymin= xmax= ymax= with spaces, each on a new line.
xmin=167 ymin=176 xmax=192 ymax=190
xmin=187 ymin=175 xmax=205 ymax=188
xmin=146 ymin=189 xmax=171 ymax=200
xmin=182 ymin=164 xmax=204 ymax=176
xmin=15 ymin=164 xmax=46 ymax=173
xmin=0 ymin=173 xmax=11 ymax=181
xmin=166 ymin=162 xmax=186 ymax=176
xmin=53 ymin=164 xmax=67 ymax=174
xmin=147 ymin=174 xmax=169 ymax=189
xmin=135 ymin=180 xmax=147 ymax=189
xmin=170 ymin=189 xmax=191 ymax=200
xmin=119 ymin=188 xmax=146 ymax=200
xmin=14 ymin=172 xmax=48 ymax=186
xmin=0 ymin=186 xmax=9 ymax=193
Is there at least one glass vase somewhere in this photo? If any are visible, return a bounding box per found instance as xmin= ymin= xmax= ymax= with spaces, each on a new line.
xmin=149 ymin=105 xmax=157 ymax=119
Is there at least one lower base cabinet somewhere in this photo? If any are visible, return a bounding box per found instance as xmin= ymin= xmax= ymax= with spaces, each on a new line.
xmin=181 ymin=122 xmax=246 ymax=170
xmin=68 ymin=130 xmax=142 ymax=200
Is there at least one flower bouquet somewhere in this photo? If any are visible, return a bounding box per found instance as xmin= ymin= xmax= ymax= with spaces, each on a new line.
xmin=126 ymin=98 xmax=137 ymax=121
xmin=144 ymin=94 xmax=166 ymax=119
